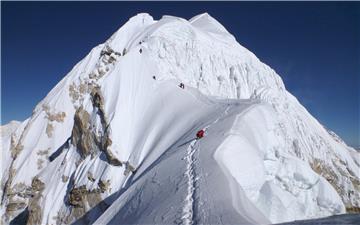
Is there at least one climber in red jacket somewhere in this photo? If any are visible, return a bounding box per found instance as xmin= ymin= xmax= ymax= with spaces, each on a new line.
xmin=196 ymin=129 xmax=205 ymax=139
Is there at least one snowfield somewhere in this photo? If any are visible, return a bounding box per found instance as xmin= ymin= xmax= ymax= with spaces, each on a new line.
xmin=1 ymin=13 xmax=359 ymax=225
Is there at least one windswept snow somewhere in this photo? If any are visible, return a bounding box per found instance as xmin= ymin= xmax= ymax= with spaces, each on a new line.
xmin=1 ymin=13 xmax=359 ymax=225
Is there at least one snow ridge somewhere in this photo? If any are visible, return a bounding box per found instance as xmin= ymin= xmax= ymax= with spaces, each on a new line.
xmin=180 ymin=105 xmax=231 ymax=225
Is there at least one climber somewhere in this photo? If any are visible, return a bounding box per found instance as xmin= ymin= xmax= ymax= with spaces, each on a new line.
xmin=139 ymin=48 xmax=143 ymax=54
xmin=196 ymin=129 xmax=205 ymax=139
xmin=179 ymin=83 xmax=185 ymax=89
xmin=152 ymin=76 xmax=156 ymax=80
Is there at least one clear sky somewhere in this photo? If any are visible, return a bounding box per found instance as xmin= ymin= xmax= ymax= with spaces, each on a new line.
xmin=1 ymin=2 xmax=359 ymax=147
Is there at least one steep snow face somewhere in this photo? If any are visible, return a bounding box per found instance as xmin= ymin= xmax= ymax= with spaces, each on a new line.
xmin=122 ymin=12 xmax=359 ymax=211
xmin=1 ymin=13 xmax=359 ymax=225
xmin=94 ymin=100 xmax=271 ymax=225
xmin=214 ymin=105 xmax=346 ymax=222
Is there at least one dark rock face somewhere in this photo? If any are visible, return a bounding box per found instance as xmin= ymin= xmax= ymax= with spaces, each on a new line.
xmin=26 ymin=177 xmax=45 ymax=225
xmin=3 ymin=141 xmax=26 ymax=221
xmin=310 ymin=158 xmax=360 ymax=211
xmin=4 ymin=182 xmax=32 ymax=221
xmin=5 ymin=46 xmax=126 ymax=224
xmin=90 ymin=88 xmax=122 ymax=166
xmin=69 ymin=185 xmax=88 ymax=207
xmin=98 ymin=180 xmax=110 ymax=193
xmin=68 ymin=179 xmax=110 ymax=209
xmin=70 ymin=87 xmax=121 ymax=166
xmin=71 ymin=107 xmax=95 ymax=158
xmin=65 ymin=180 xmax=111 ymax=224
xmin=6 ymin=202 xmax=27 ymax=214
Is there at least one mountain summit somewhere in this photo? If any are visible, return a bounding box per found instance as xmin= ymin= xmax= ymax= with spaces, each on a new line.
xmin=1 ymin=13 xmax=359 ymax=225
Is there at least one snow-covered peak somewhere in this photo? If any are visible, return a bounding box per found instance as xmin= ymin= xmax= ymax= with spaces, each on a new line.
xmin=105 ymin=13 xmax=156 ymax=53
xmin=1 ymin=121 xmax=21 ymax=142
xmin=1 ymin=13 xmax=359 ymax=225
xmin=190 ymin=12 xmax=233 ymax=36
xmin=102 ymin=12 xmax=282 ymax=101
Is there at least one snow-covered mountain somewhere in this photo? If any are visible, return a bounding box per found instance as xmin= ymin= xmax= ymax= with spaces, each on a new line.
xmin=1 ymin=13 xmax=359 ymax=225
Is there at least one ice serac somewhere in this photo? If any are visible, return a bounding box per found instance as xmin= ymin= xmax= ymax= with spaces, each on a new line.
xmin=1 ymin=12 xmax=359 ymax=225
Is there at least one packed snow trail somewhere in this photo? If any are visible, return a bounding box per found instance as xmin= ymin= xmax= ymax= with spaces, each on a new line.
xmin=181 ymin=140 xmax=198 ymax=225
xmin=180 ymin=105 xmax=231 ymax=225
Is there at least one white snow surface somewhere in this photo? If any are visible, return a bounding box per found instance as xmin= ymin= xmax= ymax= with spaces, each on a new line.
xmin=1 ymin=13 xmax=359 ymax=225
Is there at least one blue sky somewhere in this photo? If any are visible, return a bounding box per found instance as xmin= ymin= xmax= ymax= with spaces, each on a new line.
xmin=1 ymin=2 xmax=359 ymax=147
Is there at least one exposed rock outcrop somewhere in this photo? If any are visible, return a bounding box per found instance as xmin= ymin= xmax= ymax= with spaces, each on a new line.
xmin=70 ymin=87 xmax=121 ymax=166
xmin=71 ymin=107 xmax=94 ymax=158
xmin=42 ymin=105 xmax=66 ymax=139
xmin=65 ymin=182 xmax=109 ymax=224
xmin=5 ymin=182 xmax=30 ymax=219
xmin=26 ymin=177 xmax=45 ymax=225
xmin=45 ymin=123 xmax=54 ymax=138
xmin=36 ymin=149 xmax=49 ymax=156
xmin=62 ymin=175 xmax=69 ymax=183
xmin=98 ymin=180 xmax=110 ymax=193
xmin=90 ymin=87 xmax=121 ymax=166
xmin=87 ymin=172 xmax=95 ymax=182
xmin=2 ymin=130 xmax=26 ymax=221
xmin=310 ymin=158 xmax=360 ymax=212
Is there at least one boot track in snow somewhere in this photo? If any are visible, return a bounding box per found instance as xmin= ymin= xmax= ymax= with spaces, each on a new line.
xmin=180 ymin=105 xmax=230 ymax=225
xmin=181 ymin=139 xmax=199 ymax=225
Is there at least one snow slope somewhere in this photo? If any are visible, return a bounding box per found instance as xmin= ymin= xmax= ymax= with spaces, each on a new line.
xmin=1 ymin=13 xmax=359 ymax=225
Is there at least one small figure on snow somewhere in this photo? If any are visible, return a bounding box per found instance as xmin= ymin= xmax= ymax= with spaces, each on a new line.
xmin=196 ymin=129 xmax=205 ymax=139
xmin=179 ymin=83 xmax=185 ymax=89
xmin=139 ymin=48 xmax=143 ymax=54
xmin=152 ymin=76 xmax=156 ymax=80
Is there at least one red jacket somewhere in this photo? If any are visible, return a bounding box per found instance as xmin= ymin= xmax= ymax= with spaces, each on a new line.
xmin=196 ymin=130 xmax=205 ymax=139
